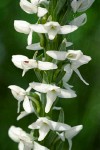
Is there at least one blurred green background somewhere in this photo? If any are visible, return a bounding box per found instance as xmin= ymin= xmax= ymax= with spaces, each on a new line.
xmin=0 ymin=0 xmax=100 ymax=150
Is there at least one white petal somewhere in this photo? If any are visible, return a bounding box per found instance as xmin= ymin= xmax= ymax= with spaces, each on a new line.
xmin=38 ymin=124 xmax=50 ymax=141
xmin=78 ymin=55 xmax=91 ymax=65
xmin=12 ymin=55 xmax=29 ymax=69
xmin=28 ymin=119 xmax=43 ymax=129
xmin=38 ymin=61 xmax=57 ymax=70
xmin=44 ymin=21 xmax=60 ymax=29
xmin=27 ymin=30 xmax=33 ymax=45
xmin=26 ymin=43 xmax=43 ymax=50
xmin=8 ymin=85 xmax=25 ymax=101
xmin=37 ymin=7 xmax=48 ymax=17
xmin=59 ymin=25 xmax=78 ymax=34
xmin=18 ymin=141 xmax=24 ymax=150
xmin=29 ymin=82 xmax=59 ymax=93
xmin=45 ymin=91 xmax=57 ymax=113
xmin=65 ymin=125 xmax=83 ymax=139
xmin=31 ymin=0 xmax=39 ymax=5
xmin=71 ymin=55 xmax=91 ymax=69
xmin=46 ymin=51 xmax=67 ymax=60
xmin=8 ymin=126 xmax=20 ymax=143
xmin=74 ymin=69 xmax=89 ymax=85
xmin=17 ymin=111 xmax=29 ymax=120
xmin=66 ymin=50 xmax=83 ymax=61
xmin=46 ymin=119 xmax=71 ymax=131
xmin=20 ymin=0 xmax=37 ymax=14
xmin=70 ymin=13 xmax=87 ymax=27
xmin=68 ymin=139 xmax=72 ymax=150
xmin=53 ymin=107 xmax=62 ymax=110
xmin=61 ymin=38 xmax=73 ymax=48
xmin=17 ymin=101 xmax=21 ymax=113
xmin=63 ymin=64 xmax=73 ymax=82
xmin=14 ymin=20 xmax=30 ymax=34
xmin=66 ymin=42 xmax=73 ymax=47
xmin=23 ymin=96 xmax=33 ymax=113
xmin=77 ymin=0 xmax=95 ymax=12
xmin=57 ymin=88 xmax=76 ymax=98
xmin=21 ymin=59 xmax=37 ymax=70
xmin=57 ymin=132 xmax=65 ymax=142
xmin=71 ymin=0 xmax=82 ymax=13
xmin=31 ymin=24 xmax=47 ymax=33
xmin=63 ymin=82 xmax=73 ymax=90
xmin=21 ymin=59 xmax=38 ymax=76
xmin=48 ymin=29 xmax=58 ymax=40
xmin=34 ymin=141 xmax=49 ymax=150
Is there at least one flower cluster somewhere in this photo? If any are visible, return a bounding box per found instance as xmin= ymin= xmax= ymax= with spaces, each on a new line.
xmin=8 ymin=0 xmax=95 ymax=150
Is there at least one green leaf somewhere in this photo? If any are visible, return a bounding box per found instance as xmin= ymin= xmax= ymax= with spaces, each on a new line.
xmin=42 ymin=71 xmax=49 ymax=83
xmin=37 ymin=53 xmax=43 ymax=61
xmin=34 ymin=69 xmax=43 ymax=82
xmin=58 ymin=108 xmax=65 ymax=123
xmin=55 ymin=140 xmax=64 ymax=150
xmin=29 ymin=92 xmax=42 ymax=115
xmin=45 ymin=131 xmax=58 ymax=147
xmin=53 ymin=0 xmax=66 ymax=18
xmin=60 ymin=8 xmax=71 ymax=25
xmin=55 ymin=70 xmax=66 ymax=84
xmin=59 ymin=39 xmax=67 ymax=51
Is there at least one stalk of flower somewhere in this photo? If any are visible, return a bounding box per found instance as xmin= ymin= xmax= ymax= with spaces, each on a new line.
xmin=8 ymin=0 xmax=95 ymax=150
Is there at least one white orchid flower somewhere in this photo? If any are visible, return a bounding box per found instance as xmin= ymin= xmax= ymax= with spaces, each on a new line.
xmin=8 ymin=85 xmax=33 ymax=113
xmin=12 ymin=55 xmax=57 ymax=76
xmin=57 ymin=125 xmax=83 ymax=150
xmin=29 ymin=82 xmax=76 ymax=113
xmin=29 ymin=117 xmax=72 ymax=141
xmin=31 ymin=21 xmax=78 ymax=40
xmin=26 ymin=42 xmax=43 ymax=50
xmin=14 ymin=20 xmax=33 ymax=45
xmin=8 ymin=126 xmax=49 ymax=150
xmin=20 ymin=0 xmax=48 ymax=17
xmin=46 ymin=50 xmax=91 ymax=85
xmin=71 ymin=0 xmax=95 ymax=13
xmin=64 ymin=51 xmax=91 ymax=85
xmin=69 ymin=13 xmax=87 ymax=27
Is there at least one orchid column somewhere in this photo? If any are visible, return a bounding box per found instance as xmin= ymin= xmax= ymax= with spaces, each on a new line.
xmin=8 ymin=0 xmax=95 ymax=150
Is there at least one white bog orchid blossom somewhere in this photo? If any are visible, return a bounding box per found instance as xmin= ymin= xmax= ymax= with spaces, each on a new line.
xmin=8 ymin=126 xmax=49 ymax=150
xmin=57 ymin=125 xmax=83 ymax=150
xmin=14 ymin=20 xmax=33 ymax=45
xmin=46 ymin=50 xmax=91 ymax=85
xmin=12 ymin=55 xmax=57 ymax=76
xmin=31 ymin=21 xmax=78 ymax=40
xmin=8 ymin=85 xmax=33 ymax=113
xmin=69 ymin=13 xmax=87 ymax=27
xmin=20 ymin=0 xmax=48 ymax=17
xmin=28 ymin=117 xmax=72 ymax=141
xmin=71 ymin=0 xmax=95 ymax=13
xmin=29 ymin=82 xmax=76 ymax=113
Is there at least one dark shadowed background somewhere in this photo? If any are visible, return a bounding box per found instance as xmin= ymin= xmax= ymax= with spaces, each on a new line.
xmin=0 ymin=0 xmax=100 ymax=149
